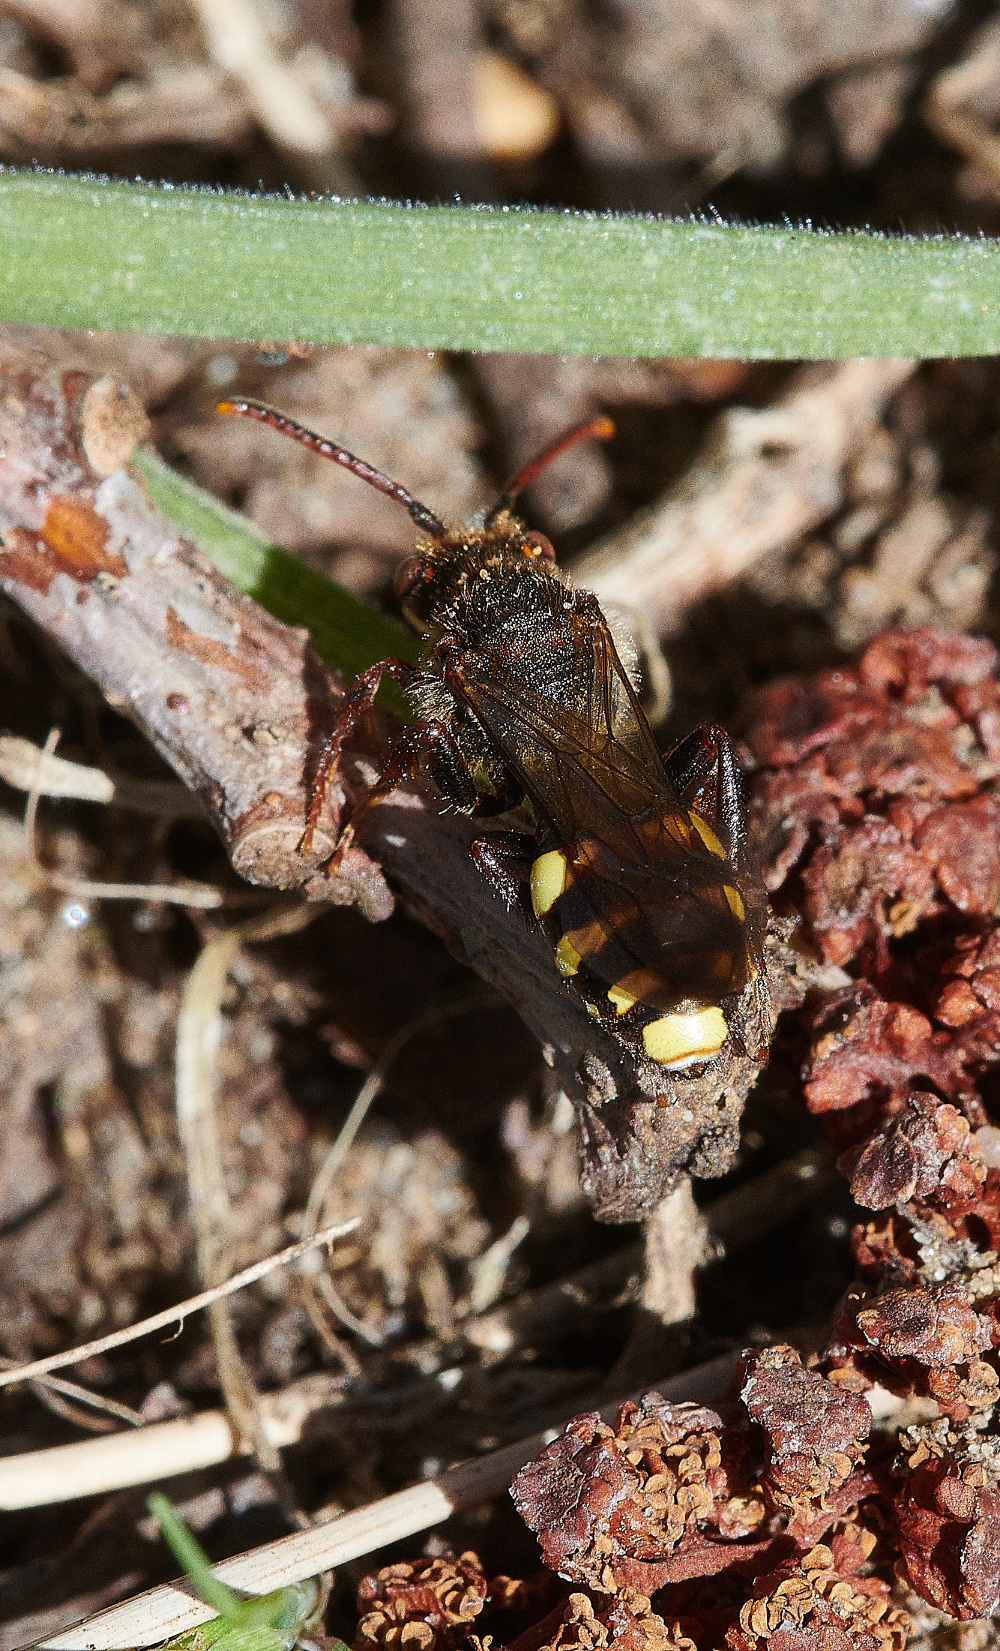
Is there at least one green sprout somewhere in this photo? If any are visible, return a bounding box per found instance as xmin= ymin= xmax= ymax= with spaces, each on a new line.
xmin=134 ymin=449 xmax=418 ymax=694
xmin=145 ymin=1494 xmax=341 ymax=1651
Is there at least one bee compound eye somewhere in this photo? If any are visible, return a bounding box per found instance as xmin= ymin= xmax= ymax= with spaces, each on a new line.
xmin=394 ymin=555 xmax=428 ymax=601
xmin=522 ymin=531 xmax=556 ymax=561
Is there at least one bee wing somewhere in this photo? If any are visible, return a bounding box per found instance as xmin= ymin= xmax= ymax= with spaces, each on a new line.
xmin=450 ymin=605 xmax=674 ymax=834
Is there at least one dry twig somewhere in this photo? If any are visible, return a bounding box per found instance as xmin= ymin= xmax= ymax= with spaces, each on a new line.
xmin=34 ymin=1350 xmax=741 ymax=1651
xmin=0 ymin=1145 xmax=831 ymax=1509
xmin=33 ymin=1355 xmax=904 ymax=1651
xmin=0 ymin=342 xmax=785 ymax=1220
xmin=575 ymin=359 xmax=917 ymax=633
xmin=0 ymin=1218 xmax=359 ymax=1393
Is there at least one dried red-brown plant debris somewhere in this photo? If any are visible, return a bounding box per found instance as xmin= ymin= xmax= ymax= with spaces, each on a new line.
xmin=354 ymin=1553 xmax=492 ymax=1651
xmin=510 ymin=1392 xmax=774 ymax=1597
xmin=825 ymin=1276 xmax=1000 ymax=1426
xmin=502 ymin=1368 xmax=904 ymax=1648
xmin=845 ymin=1094 xmax=986 ymax=1214
xmin=743 ymin=628 xmax=1000 ymax=1149
xmin=725 ymin=1540 xmax=907 ymax=1651
xmin=745 ymin=628 xmax=1000 ymax=970
xmin=854 ymin=1283 xmax=991 ymax=1372
xmin=503 ymin=1589 xmax=695 ymax=1651
xmin=893 ymin=1470 xmax=1000 ymax=1621
xmin=739 ymin=1347 xmax=871 ymax=1531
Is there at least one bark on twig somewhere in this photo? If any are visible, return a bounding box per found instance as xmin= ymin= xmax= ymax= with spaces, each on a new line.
xmin=575 ymin=359 xmax=917 ymax=634
xmin=0 ymin=343 xmax=784 ymax=1221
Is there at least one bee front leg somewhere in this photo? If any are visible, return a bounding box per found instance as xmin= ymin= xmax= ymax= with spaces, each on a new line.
xmin=664 ymin=724 xmax=746 ymax=854
xmin=468 ymin=831 xmax=536 ymax=911
xmin=301 ymin=657 xmax=417 ymax=853
xmin=329 ymin=717 xmax=481 ymax=864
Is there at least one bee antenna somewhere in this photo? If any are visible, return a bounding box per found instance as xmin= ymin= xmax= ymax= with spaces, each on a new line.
xmin=486 ymin=416 xmax=614 ymax=525
xmin=217 ymin=399 xmax=447 ymax=534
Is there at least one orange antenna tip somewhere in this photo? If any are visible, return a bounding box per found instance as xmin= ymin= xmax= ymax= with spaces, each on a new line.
xmin=488 ymin=413 xmax=615 ymax=521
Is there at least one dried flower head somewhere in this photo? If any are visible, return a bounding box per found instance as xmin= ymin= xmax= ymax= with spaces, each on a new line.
xmin=739 ymin=1347 xmax=870 ymax=1524
xmin=510 ymin=1394 xmax=766 ymax=1596
xmin=355 ymin=1553 xmax=491 ymax=1651
xmin=726 ymin=1541 xmax=907 ymax=1651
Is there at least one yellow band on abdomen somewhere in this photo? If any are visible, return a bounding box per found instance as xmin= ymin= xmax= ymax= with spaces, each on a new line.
xmin=642 ymin=1006 xmax=728 ymax=1068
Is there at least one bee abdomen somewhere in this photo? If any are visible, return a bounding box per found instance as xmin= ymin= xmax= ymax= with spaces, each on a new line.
xmin=529 ymin=845 xmax=732 ymax=1069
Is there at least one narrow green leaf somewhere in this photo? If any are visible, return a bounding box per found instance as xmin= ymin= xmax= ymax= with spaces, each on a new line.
xmin=1 ymin=169 xmax=1000 ymax=356
xmin=145 ymin=1496 xmax=323 ymax=1651
xmin=147 ymin=1494 xmax=244 ymax=1623
xmin=134 ymin=449 xmax=418 ymax=715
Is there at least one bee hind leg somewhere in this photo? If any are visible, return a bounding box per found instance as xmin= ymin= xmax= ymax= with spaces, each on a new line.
xmin=468 ymin=830 xmax=535 ymax=911
xmin=664 ymin=724 xmax=745 ymax=851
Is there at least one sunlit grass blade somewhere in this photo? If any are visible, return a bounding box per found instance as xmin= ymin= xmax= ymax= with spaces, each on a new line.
xmin=0 ymin=169 xmax=997 ymax=356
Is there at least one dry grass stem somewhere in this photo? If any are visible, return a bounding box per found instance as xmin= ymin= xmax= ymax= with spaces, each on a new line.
xmin=0 ymin=732 xmax=205 ymax=816
xmin=190 ymin=0 xmax=334 ymax=155
xmin=0 ymin=1145 xmax=832 ymax=1507
xmin=0 ymin=1374 xmax=345 ymax=1510
xmin=176 ymin=908 xmax=326 ymax=1519
xmin=35 ymin=1349 xmax=748 ymax=1651
xmin=23 ymin=728 xmax=224 ymax=908
xmin=298 ymin=995 xmax=494 ymax=1349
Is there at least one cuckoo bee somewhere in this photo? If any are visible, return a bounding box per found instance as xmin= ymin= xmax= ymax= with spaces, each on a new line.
xmin=218 ymin=400 xmax=771 ymax=1071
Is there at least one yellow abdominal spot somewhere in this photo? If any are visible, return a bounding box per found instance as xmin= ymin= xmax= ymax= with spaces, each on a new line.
xmin=607 ymin=983 xmax=637 ymax=1014
xmin=723 ymin=885 xmax=745 ymax=921
xmin=642 ymin=1006 xmax=728 ymax=1068
xmin=689 ymin=813 xmax=726 ymax=857
xmin=607 ymin=967 xmax=663 ymax=1016
xmin=530 ymin=849 xmax=568 ymax=917
xmin=564 ymin=918 xmax=609 ymax=960
xmin=555 ymin=935 xmax=581 ymax=977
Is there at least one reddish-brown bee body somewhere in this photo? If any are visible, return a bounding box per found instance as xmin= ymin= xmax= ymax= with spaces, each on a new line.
xmin=219 ymin=400 xmax=771 ymax=1070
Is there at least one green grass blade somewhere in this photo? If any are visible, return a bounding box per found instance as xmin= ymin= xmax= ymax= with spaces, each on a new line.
xmin=134 ymin=450 xmax=419 ymax=714
xmin=147 ymin=1495 xmax=243 ymax=1623
xmin=2 ymin=169 xmax=1000 ymax=357
xmin=146 ymin=1496 xmax=324 ymax=1651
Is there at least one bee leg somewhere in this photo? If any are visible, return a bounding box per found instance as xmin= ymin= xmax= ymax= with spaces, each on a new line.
xmin=301 ymin=657 xmax=417 ymax=853
xmin=468 ymin=831 xmax=535 ymax=911
xmin=328 ymin=717 xmax=480 ymax=863
xmin=664 ymin=724 xmax=746 ymax=851
xmin=669 ymin=726 xmax=772 ymax=1058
